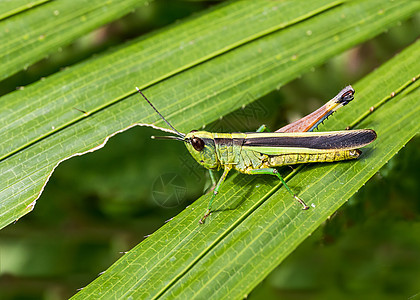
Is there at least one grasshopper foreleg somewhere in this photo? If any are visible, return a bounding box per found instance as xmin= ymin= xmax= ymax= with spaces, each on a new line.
xmin=199 ymin=167 xmax=231 ymax=224
xmin=207 ymin=169 xmax=217 ymax=192
xmin=248 ymin=168 xmax=309 ymax=210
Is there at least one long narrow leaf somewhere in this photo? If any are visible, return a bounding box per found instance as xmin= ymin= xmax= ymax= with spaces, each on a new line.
xmin=0 ymin=0 xmax=51 ymax=20
xmin=70 ymin=20 xmax=420 ymax=300
xmin=0 ymin=0 xmax=149 ymax=80
xmin=0 ymin=0 xmax=343 ymax=161
xmin=1 ymin=0 xmax=418 ymax=232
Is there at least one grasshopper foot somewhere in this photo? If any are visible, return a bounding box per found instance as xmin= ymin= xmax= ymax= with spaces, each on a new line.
xmin=294 ymin=195 xmax=309 ymax=210
xmin=199 ymin=209 xmax=211 ymax=224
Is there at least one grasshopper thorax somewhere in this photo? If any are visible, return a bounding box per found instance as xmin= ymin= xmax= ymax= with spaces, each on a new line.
xmin=185 ymin=131 xmax=220 ymax=170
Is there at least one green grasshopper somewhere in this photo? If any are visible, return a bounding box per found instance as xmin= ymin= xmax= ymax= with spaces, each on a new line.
xmin=136 ymin=86 xmax=376 ymax=224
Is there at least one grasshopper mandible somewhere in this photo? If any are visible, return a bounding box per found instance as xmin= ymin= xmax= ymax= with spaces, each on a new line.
xmin=136 ymin=86 xmax=376 ymax=224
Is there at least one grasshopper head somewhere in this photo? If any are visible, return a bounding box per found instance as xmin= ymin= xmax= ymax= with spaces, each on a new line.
xmin=185 ymin=131 xmax=220 ymax=170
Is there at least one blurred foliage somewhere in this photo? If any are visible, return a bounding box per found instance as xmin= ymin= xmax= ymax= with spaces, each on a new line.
xmin=0 ymin=1 xmax=419 ymax=299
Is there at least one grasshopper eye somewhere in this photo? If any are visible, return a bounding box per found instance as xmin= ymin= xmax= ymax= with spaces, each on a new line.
xmin=191 ymin=137 xmax=205 ymax=151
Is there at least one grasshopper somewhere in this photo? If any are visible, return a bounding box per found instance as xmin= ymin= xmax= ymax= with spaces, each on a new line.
xmin=136 ymin=86 xmax=376 ymax=224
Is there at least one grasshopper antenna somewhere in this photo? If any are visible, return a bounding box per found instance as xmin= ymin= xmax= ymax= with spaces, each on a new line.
xmin=135 ymin=87 xmax=185 ymax=138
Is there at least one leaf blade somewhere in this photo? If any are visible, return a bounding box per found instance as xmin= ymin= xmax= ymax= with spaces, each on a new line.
xmin=70 ymin=8 xmax=420 ymax=300
xmin=0 ymin=0 xmax=149 ymax=80
xmin=0 ymin=0 xmax=344 ymax=160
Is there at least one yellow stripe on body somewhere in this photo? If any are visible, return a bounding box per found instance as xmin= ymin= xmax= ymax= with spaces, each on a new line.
xmin=267 ymin=149 xmax=361 ymax=167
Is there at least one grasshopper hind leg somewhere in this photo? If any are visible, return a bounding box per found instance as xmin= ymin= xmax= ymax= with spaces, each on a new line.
xmin=248 ymin=168 xmax=309 ymax=210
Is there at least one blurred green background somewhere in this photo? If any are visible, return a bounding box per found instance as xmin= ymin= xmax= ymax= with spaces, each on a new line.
xmin=0 ymin=1 xmax=419 ymax=299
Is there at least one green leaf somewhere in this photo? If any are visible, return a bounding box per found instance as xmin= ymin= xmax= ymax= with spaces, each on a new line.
xmin=0 ymin=0 xmax=346 ymax=162
xmin=0 ymin=0 xmax=149 ymax=80
xmin=71 ymin=40 xmax=419 ymax=299
xmin=0 ymin=0 xmax=419 ymax=297
xmin=1 ymin=0 xmax=418 ymax=230
xmin=0 ymin=0 xmax=51 ymax=20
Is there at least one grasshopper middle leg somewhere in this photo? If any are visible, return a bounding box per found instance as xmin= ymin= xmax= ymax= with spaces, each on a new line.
xmin=256 ymin=124 xmax=269 ymax=133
